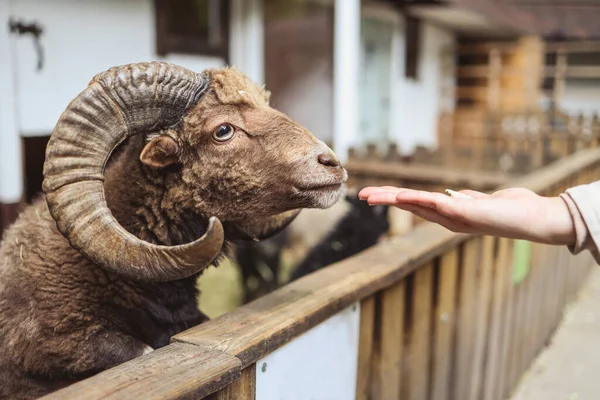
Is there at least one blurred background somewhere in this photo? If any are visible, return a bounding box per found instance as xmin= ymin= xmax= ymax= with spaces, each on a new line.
xmin=2 ymin=0 xmax=600 ymax=314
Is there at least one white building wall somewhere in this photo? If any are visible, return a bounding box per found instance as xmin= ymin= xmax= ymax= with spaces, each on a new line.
xmin=8 ymin=0 xmax=263 ymax=137
xmin=560 ymin=79 xmax=600 ymax=117
xmin=0 ymin=0 xmax=24 ymax=203
xmin=392 ymin=21 xmax=455 ymax=154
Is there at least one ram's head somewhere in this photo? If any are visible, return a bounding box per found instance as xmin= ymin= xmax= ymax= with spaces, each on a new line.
xmin=42 ymin=62 xmax=347 ymax=283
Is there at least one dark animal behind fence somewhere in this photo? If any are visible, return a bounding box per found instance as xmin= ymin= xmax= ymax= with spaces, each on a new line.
xmin=289 ymin=196 xmax=390 ymax=281
xmin=233 ymin=228 xmax=289 ymax=303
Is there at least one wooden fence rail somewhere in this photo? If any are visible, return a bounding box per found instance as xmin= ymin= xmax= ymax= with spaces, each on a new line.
xmin=41 ymin=148 xmax=600 ymax=400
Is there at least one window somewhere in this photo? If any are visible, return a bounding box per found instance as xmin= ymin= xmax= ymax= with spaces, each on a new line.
xmin=405 ymin=15 xmax=421 ymax=80
xmin=155 ymin=0 xmax=229 ymax=59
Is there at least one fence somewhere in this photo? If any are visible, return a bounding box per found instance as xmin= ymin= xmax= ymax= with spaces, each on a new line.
xmin=41 ymin=148 xmax=600 ymax=400
xmin=444 ymin=111 xmax=600 ymax=174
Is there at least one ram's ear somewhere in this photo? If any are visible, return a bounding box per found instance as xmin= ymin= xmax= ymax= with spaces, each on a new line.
xmin=140 ymin=135 xmax=180 ymax=168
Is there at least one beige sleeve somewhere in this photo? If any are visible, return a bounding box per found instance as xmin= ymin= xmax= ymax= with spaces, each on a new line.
xmin=560 ymin=180 xmax=600 ymax=264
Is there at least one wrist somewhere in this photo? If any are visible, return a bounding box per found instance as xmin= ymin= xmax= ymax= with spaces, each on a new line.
xmin=543 ymin=196 xmax=576 ymax=246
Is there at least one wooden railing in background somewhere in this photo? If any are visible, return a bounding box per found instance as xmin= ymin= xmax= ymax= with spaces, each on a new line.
xmin=41 ymin=148 xmax=600 ymax=400
xmin=345 ymin=110 xmax=600 ymax=176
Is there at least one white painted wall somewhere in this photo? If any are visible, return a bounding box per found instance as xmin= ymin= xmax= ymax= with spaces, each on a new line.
xmin=0 ymin=0 xmax=24 ymax=203
xmin=392 ymin=21 xmax=455 ymax=153
xmin=255 ymin=303 xmax=360 ymax=400
xmin=8 ymin=0 xmax=263 ymax=137
xmin=560 ymin=79 xmax=600 ymax=117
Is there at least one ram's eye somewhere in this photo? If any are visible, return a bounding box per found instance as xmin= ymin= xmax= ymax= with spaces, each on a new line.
xmin=213 ymin=124 xmax=235 ymax=142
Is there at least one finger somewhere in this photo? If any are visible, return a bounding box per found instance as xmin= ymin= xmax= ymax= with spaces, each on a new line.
xmin=358 ymin=186 xmax=407 ymax=199
xmin=394 ymin=203 xmax=473 ymax=234
xmin=395 ymin=190 xmax=453 ymax=210
xmin=364 ymin=191 xmax=403 ymax=206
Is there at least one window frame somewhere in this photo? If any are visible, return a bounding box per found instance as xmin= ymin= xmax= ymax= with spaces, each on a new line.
xmin=405 ymin=14 xmax=421 ymax=80
xmin=154 ymin=0 xmax=230 ymax=60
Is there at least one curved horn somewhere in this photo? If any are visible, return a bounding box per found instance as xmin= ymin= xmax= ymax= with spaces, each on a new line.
xmin=42 ymin=62 xmax=224 ymax=282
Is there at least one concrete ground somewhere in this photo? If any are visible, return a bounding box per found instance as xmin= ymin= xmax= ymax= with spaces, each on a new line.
xmin=510 ymin=266 xmax=600 ymax=400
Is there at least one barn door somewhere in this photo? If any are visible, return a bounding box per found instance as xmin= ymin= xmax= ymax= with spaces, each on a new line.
xmin=359 ymin=17 xmax=394 ymax=153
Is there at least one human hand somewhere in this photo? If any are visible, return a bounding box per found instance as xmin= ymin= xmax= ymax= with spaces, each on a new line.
xmin=358 ymin=186 xmax=576 ymax=246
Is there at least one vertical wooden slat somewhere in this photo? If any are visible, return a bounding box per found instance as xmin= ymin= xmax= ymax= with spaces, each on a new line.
xmin=453 ymin=238 xmax=482 ymax=400
xmin=540 ymin=245 xmax=556 ymax=348
xmin=431 ymin=250 xmax=459 ymax=400
xmin=524 ymin=242 xmax=542 ymax=368
xmin=207 ymin=364 xmax=256 ymax=400
xmin=468 ymin=236 xmax=495 ymax=400
xmin=556 ymin=247 xmax=570 ymax=315
xmin=497 ymin=239 xmax=516 ymax=400
xmin=408 ymin=263 xmax=434 ymax=400
xmin=374 ymin=281 xmax=406 ymax=400
xmin=547 ymin=243 xmax=560 ymax=342
xmin=533 ymin=244 xmax=546 ymax=361
xmin=507 ymin=261 xmax=526 ymax=390
xmin=482 ymin=237 xmax=511 ymax=400
xmin=551 ymin=245 xmax=564 ymax=335
xmin=516 ymin=240 xmax=537 ymax=380
xmin=356 ymin=296 xmax=376 ymax=400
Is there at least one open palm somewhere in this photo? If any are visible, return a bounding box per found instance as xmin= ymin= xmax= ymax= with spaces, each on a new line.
xmin=358 ymin=186 xmax=575 ymax=246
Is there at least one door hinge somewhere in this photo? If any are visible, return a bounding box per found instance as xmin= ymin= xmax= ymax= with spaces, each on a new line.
xmin=9 ymin=17 xmax=44 ymax=71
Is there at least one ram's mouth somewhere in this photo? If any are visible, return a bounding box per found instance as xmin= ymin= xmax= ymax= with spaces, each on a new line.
xmin=292 ymin=178 xmax=346 ymax=209
xmin=297 ymin=182 xmax=343 ymax=192
xmin=294 ymin=168 xmax=348 ymax=193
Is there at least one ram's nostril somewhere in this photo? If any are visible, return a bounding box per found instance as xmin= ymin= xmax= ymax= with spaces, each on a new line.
xmin=318 ymin=153 xmax=341 ymax=168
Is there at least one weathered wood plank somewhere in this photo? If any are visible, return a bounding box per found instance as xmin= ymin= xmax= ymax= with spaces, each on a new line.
xmin=356 ymin=296 xmax=376 ymax=400
xmin=375 ymin=282 xmax=406 ymax=400
xmin=507 ymin=266 xmax=526 ymax=390
xmin=408 ymin=263 xmax=434 ymax=400
xmin=523 ymin=243 xmax=542 ymax=370
xmin=482 ymin=238 xmax=511 ymax=400
xmin=207 ymin=364 xmax=256 ymax=400
xmin=496 ymin=239 xmax=516 ymax=400
xmin=453 ymin=238 xmax=482 ymax=400
xmin=468 ymin=236 xmax=496 ymax=400
xmin=40 ymin=342 xmax=241 ymax=400
xmin=431 ymin=250 xmax=459 ymax=400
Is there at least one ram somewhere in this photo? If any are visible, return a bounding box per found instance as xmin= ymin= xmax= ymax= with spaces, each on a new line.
xmin=0 ymin=62 xmax=347 ymax=399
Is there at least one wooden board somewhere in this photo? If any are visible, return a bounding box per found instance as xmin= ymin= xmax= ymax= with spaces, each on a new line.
xmin=482 ymin=238 xmax=511 ymax=400
xmin=430 ymin=250 xmax=459 ymax=400
xmin=375 ymin=282 xmax=406 ymax=400
xmin=207 ymin=365 xmax=256 ymax=400
xmin=356 ymin=296 xmax=376 ymax=400
xmin=407 ymin=263 xmax=434 ymax=400
xmin=453 ymin=238 xmax=482 ymax=400
xmin=468 ymin=236 xmax=496 ymax=400
xmin=40 ymin=342 xmax=241 ymax=400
